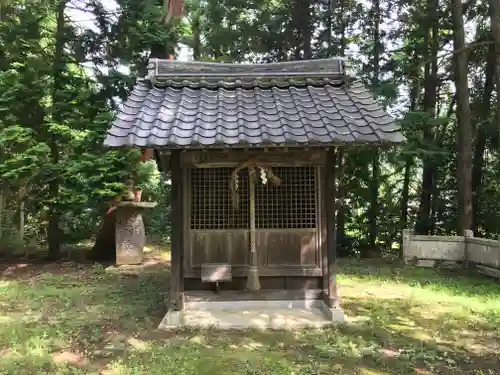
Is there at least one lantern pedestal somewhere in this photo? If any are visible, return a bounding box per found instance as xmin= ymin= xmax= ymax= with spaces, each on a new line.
xmin=114 ymin=201 xmax=157 ymax=265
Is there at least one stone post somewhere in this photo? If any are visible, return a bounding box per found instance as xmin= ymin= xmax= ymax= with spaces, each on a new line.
xmin=114 ymin=201 xmax=157 ymax=265
xmin=463 ymin=229 xmax=473 ymax=269
xmin=402 ymin=229 xmax=411 ymax=263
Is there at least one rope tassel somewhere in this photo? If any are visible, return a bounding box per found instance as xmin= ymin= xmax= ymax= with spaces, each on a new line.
xmin=246 ymin=167 xmax=260 ymax=291
xmin=230 ymin=158 xmax=281 ymax=211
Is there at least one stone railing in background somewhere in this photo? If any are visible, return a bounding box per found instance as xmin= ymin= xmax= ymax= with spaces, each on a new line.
xmin=402 ymin=229 xmax=500 ymax=279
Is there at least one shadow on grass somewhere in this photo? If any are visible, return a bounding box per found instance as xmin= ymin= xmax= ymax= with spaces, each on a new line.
xmin=339 ymin=259 xmax=500 ymax=301
xmin=0 ymin=261 xmax=499 ymax=374
xmin=0 ymin=264 xmax=168 ymax=373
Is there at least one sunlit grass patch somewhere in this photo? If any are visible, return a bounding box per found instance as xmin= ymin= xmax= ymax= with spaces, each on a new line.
xmin=0 ymin=260 xmax=498 ymax=374
xmin=143 ymin=243 xmax=171 ymax=261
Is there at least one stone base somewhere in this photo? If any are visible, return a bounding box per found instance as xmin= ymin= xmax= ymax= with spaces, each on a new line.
xmin=477 ymin=265 xmax=500 ymax=279
xmin=158 ymin=310 xmax=182 ymax=330
xmin=319 ymin=304 xmax=345 ymax=324
xmin=409 ymin=259 xmax=462 ymax=270
xmin=416 ymin=259 xmax=436 ymax=268
xmin=157 ymin=299 xmax=344 ymax=330
xmin=438 ymin=260 xmax=461 ymax=269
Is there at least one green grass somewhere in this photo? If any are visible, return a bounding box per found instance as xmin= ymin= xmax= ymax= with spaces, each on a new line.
xmin=0 ymin=258 xmax=499 ymax=375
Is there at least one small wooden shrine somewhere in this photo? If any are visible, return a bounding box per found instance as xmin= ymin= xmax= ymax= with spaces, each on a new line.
xmin=104 ymin=58 xmax=404 ymax=325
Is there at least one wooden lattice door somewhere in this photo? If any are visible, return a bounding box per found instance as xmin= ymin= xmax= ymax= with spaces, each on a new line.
xmin=189 ymin=168 xmax=250 ymax=269
xmin=254 ymin=167 xmax=319 ymax=267
xmin=187 ymin=166 xmax=320 ymax=274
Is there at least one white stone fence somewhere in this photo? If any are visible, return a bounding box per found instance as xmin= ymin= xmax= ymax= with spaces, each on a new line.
xmin=402 ymin=229 xmax=500 ymax=278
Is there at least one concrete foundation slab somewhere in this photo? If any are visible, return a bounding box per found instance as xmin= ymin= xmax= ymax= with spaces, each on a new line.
xmin=477 ymin=265 xmax=500 ymax=280
xmin=416 ymin=259 xmax=436 ymax=268
xmin=158 ymin=299 xmax=344 ymax=330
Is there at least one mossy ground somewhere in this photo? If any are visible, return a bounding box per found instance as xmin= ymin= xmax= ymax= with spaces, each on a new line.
xmin=0 ymin=250 xmax=499 ymax=375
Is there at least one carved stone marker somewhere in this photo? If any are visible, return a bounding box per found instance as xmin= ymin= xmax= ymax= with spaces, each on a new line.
xmin=114 ymin=201 xmax=157 ymax=265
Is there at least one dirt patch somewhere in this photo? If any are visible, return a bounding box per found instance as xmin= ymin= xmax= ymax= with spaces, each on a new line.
xmin=1 ymin=261 xmax=94 ymax=280
xmin=52 ymin=350 xmax=89 ymax=367
xmin=1 ymin=256 xmax=168 ymax=281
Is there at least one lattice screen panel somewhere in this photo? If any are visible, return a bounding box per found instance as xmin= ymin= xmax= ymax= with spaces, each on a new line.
xmin=255 ymin=167 xmax=317 ymax=229
xmin=190 ymin=168 xmax=249 ymax=230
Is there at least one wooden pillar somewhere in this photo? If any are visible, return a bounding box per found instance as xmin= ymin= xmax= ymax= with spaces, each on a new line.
xmin=168 ymin=150 xmax=184 ymax=311
xmin=324 ymin=148 xmax=339 ymax=308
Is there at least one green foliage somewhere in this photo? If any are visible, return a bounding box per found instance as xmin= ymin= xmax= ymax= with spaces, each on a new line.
xmin=143 ymin=170 xmax=172 ymax=243
xmin=0 ymin=126 xmax=49 ymax=183
xmin=134 ymin=161 xmax=157 ymax=190
xmin=0 ymin=0 xmax=171 ymax=250
xmin=0 ymin=0 xmax=498 ymax=256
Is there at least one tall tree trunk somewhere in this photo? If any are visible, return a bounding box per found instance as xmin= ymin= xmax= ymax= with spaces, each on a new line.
xmin=430 ymin=98 xmax=456 ymax=234
xmin=401 ymin=73 xmax=421 ymax=240
xmin=369 ymin=159 xmax=380 ymax=251
xmin=336 ymin=152 xmax=347 ymax=256
xmin=339 ymin=0 xmax=346 ymax=54
xmin=401 ymin=160 xmax=411 ymax=226
xmin=368 ymin=0 xmax=381 ymax=251
xmin=327 ymin=0 xmax=333 ymax=52
xmin=302 ymin=0 xmax=312 ymax=59
xmin=471 ymin=43 xmax=495 ymax=234
xmin=163 ymin=0 xmax=184 ymax=24
xmin=292 ymin=0 xmax=312 ymax=59
xmin=0 ymin=185 xmax=4 ymax=246
xmin=47 ymin=0 xmax=67 ymax=260
xmin=151 ymin=0 xmax=176 ymax=61
xmin=452 ymin=0 xmax=473 ymax=232
xmin=488 ymin=0 xmax=500 ymax=142
xmin=18 ymin=185 xmax=26 ymax=246
xmin=331 ymin=0 xmax=347 ymax=252
xmin=192 ymin=10 xmax=201 ymax=60
xmin=415 ymin=0 xmax=439 ymax=234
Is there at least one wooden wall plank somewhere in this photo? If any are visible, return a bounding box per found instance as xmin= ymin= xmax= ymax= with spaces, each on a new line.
xmin=184 ymin=276 xmax=322 ymax=293
xmin=180 ymin=149 xmax=326 ymax=168
xmin=184 ymin=267 xmax=322 ymax=278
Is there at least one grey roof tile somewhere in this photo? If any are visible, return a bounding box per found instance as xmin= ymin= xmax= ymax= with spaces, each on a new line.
xmin=104 ymin=78 xmax=405 ymax=148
